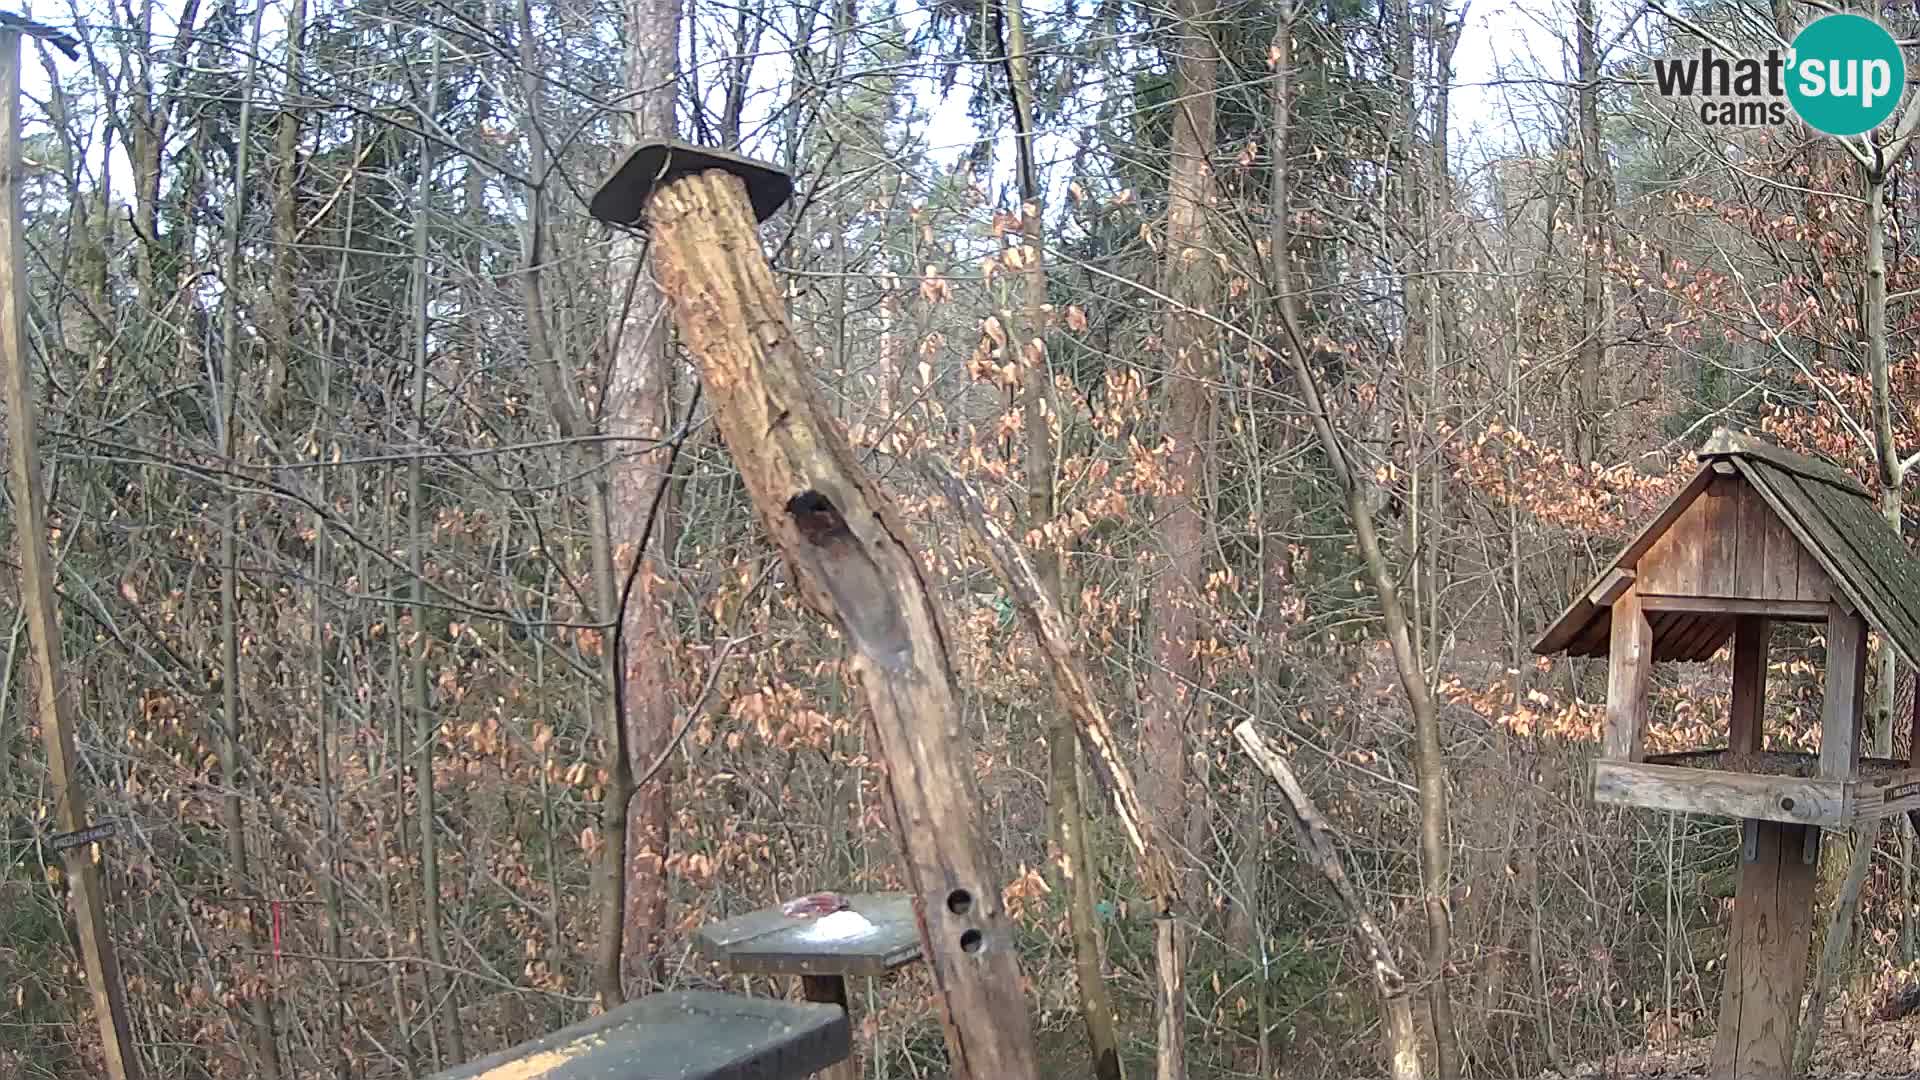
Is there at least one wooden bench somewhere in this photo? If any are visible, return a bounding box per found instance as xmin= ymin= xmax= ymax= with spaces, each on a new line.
xmin=427 ymin=990 xmax=850 ymax=1080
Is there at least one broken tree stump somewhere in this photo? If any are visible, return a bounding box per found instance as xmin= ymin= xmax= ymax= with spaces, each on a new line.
xmin=930 ymin=462 xmax=1184 ymax=1080
xmin=928 ymin=462 xmax=1178 ymax=910
xmin=590 ymin=141 xmax=1041 ymax=1080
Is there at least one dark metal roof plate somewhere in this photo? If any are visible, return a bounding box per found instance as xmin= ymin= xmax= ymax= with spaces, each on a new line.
xmin=590 ymin=140 xmax=794 ymax=227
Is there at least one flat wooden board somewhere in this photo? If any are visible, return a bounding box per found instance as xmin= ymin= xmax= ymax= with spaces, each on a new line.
xmin=1636 ymin=474 xmax=1822 ymax=612
xmin=697 ymin=893 xmax=923 ymax=977
xmin=1701 ymin=473 xmax=1742 ymax=597
xmin=1598 ymin=750 xmax=1920 ymax=827
xmin=1637 ymin=484 xmax=1708 ymax=596
xmin=428 ymin=991 xmax=850 ymax=1080
xmin=1638 ymin=596 xmax=1828 ymax=620
xmin=1593 ymin=759 xmax=1848 ymax=826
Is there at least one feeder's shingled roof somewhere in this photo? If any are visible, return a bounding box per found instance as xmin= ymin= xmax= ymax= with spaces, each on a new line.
xmin=1533 ymin=429 xmax=1920 ymax=670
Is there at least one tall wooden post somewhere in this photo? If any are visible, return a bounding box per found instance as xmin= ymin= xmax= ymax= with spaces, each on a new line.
xmin=0 ymin=27 xmax=142 ymax=1080
xmin=1603 ymin=590 xmax=1651 ymax=762
xmin=1712 ymin=614 xmax=1816 ymax=1079
xmin=1713 ymin=819 xmax=1817 ymax=1077
xmin=591 ymin=142 xmax=1042 ymax=1079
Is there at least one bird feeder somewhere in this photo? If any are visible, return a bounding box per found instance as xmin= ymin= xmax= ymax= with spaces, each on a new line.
xmin=1535 ymin=429 xmax=1920 ymax=1078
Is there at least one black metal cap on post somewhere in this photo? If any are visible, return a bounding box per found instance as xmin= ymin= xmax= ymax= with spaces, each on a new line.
xmin=589 ymin=139 xmax=794 ymax=228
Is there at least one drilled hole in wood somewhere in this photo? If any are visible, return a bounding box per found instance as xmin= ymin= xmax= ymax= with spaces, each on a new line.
xmin=946 ymin=889 xmax=973 ymax=915
xmin=1781 ymin=796 xmax=1796 ymax=811
xmin=959 ymin=929 xmax=983 ymax=954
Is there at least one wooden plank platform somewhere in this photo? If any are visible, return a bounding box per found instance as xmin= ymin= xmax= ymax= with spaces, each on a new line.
xmin=1593 ymin=750 xmax=1920 ymax=827
xmin=427 ymin=991 xmax=850 ymax=1080
xmin=696 ymin=893 xmax=922 ymax=978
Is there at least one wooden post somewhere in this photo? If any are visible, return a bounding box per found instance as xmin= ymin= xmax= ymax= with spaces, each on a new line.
xmin=0 ymin=28 xmax=141 ymax=1080
xmin=799 ymin=976 xmax=856 ymax=1080
xmin=1820 ymin=605 xmax=1869 ymax=781
xmin=1604 ymin=590 xmax=1652 ymax=762
xmin=1710 ymin=820 xmax=1818 ymax=1078
xmin=1728 ymin=616 xmax=1769 ymax=755
xmin=624 ymin=154 xmax=1041 ymax=1078
xmin=1711 ymin=613 xmax=1813 ymax=1078
xmin=1710 ymin=608 xmax=1866 ymax=1077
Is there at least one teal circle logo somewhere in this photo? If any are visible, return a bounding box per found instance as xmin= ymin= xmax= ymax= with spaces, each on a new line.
xmin=1787 ymin=14 xmax=1905 ymax=136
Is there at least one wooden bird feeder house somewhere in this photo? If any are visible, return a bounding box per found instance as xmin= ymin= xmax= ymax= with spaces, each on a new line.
xmin=1535 ymin=429 xmax=1920 ymax=1078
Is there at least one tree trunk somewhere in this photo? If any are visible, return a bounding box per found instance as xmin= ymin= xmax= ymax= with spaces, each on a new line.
xmin=1423 ymin=12 xmax=1462 ymax=1074
xmin=1001 ymin=0 xmax=1122 ymax=1072
xmin=509 ymin=0 xmax=636 ymax=1011
xmin=935 ymin=462 xmax=1187 ymax=1079
xmin=0 ymin=30 xmax=143 ymax=1080
xmin=1795 ymin=820 xmax=1879 ymax=1075
xmin=313 ymin=135 xmax=356 ymax=1077
xmin=1144 ymin=0 xmax=1219 ymax=853
xmin=262 ymin=0 xmax=305 ymax=427
xmin=1572 ymin=0 xmax=1603 ymax=467
xmin=216 ymin=8 xmax=282 ymax=1073
xmin=407 ymin=40 xmax=462 ymax=1066
xmin=609 ymin=0 xmax=684 ymax=996
xmin=931 ymin=464 xmax=1181 ymax=901
xmin=1144 ymin=7 xmax=1216 ymax=1072
xmin=1274 ymin=283 xmax=1454 ymax=1080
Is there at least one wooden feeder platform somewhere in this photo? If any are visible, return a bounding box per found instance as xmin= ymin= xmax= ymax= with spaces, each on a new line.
xmin=695 ymin=892 xmax=922 ymax=978
xmin=695 ymin=893 xmax=923 ymax=1080
xmin=1595 ymin=749 xmax=1920 ymax=828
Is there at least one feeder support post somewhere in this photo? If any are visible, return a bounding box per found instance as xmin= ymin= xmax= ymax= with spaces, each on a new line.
xmin=1603 ymin=590 xmax=1652 ymax=762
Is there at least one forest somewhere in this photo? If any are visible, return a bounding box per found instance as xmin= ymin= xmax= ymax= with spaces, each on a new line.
xmin=9 ymin=0 xmax=1920 ymax=1076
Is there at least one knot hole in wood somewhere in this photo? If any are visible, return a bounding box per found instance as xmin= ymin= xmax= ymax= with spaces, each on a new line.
xmin=785 ymin=489 xmax=913 ymax=671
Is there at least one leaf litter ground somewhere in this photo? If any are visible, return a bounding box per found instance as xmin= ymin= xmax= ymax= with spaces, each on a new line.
xmin=1526 ymin=1009 xmax=1920 ymax=1078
